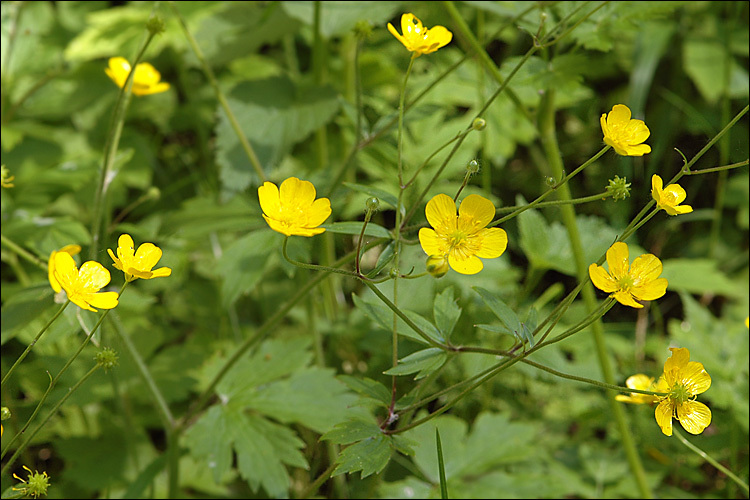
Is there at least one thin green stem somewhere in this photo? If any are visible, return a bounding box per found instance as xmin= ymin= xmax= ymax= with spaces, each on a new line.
xmin=684 ymin=159 xmax=748 ymax=176
xmin=1 ymin=365 xmax=101 ymax=475
xmin=1 ymin=300 xmax=70 ymax=390
xmin=298 ymin=460 xmax=337 ymax=499
xmin=282 ymin=237 xmax=360 ymax=278
xmin=673 ymin=429 xmax=749 ymax=496
xmin=490 ymin=146 xmax=610 ymax=227
xmin=363 ymin=281 xmax=448 ymax=351
xmin=495 ymin=191 xmax=611 ymax=214
xmin=397 ymin=55 xmax=417 ymax=186
xmin=169 ymin=2 xmax=266 ymax=183
xmin=90 ymin=30 xmax=157 ymax=259
xmin=312 ymin=1 xmax=328 ymax=172
xmin=520 ymin=358 xmax=667 ymax=397
xmin=108 ymin=311 xmax=174 ymax=427
xmin=0 ymin=232 xmax=49 ymax=271
xmin=0 ymin=372 xmax=53 ymax=459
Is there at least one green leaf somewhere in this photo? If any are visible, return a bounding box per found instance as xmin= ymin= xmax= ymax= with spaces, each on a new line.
xmin=661 ymin=259 xmax=744 ymax=298
xmin=332 ymin=434 xmax=392 ymax=478
xmin=322 ymin=418 xmax=383 ymax=445
xmin=183 ymin=406 xmax=234 ymax=484
xmin=338 ymin=375 xmax=391 ymax=407
xmin=352 ymin=294 xmax=443 ymax=345
xmin=383 ymin=348 xmax=448 ymax=380
xmin=473 ymin=287 xmax=523 ymax=343
xmin=231 ymin=410 xmax=308 ymax=497
xmin=436 ymin=429 xmax=449 ymax=500
xmin=433 ymin=287 xmax=461 ymax=341
xmin=280 ymin=1 xmax=401 ymax=37
xmin=216 ymin=229 xmax=278 ymax=307
xmin=216 ymin=76 xmax=340 ymax=192
xmin=323 ymin=221 xmax=391 ymax=238
xmin=237 ymin=367 xmax=359 ymax=434
xmin=366 ymin=241 xmax=396 ymax=278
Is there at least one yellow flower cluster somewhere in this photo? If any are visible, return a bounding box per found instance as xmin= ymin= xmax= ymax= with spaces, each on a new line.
xmin=47 ymin=234 xmax=171 ymax=311
xmin=618 ymin=347 xmax=712 ymax=436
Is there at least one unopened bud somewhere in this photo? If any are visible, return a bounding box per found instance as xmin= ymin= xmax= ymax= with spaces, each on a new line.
xmin=472 ymin=117 xmax=486 ymax=131
xmin=466 ymin=159 xmax=480 ymax=174
xmin=365 ymin=197 xmax=380 ymax=212
xmin=605 ymin=175 xmax=631 ymax=201
xmin=426 ymin=254 xmax=449 ymax=278
xmin=146 ymin=16 xmax=166 ymax=35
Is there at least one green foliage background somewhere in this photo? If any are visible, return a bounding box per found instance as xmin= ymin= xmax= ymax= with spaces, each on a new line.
xmin=1 ymin=1 xmax=748 ymax=498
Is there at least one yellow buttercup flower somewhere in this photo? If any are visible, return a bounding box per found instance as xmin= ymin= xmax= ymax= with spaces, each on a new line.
xmin=258 ymin=177 xmax=331 ymax=237
xmin=615 ymin=374 xmax=660 ymax=405
xmin=52 ymin=252 xmax=119 ymax=312
xmin=48 ymin=244 xmax=82 ymax=293
xmin=589 ymin=241 xmax=668 ymax=308
xmin=108 ymin=234 xmax=172 ymax=282
xmin=418 ymin=194 xmax=507 ymax=275
xmin=105 ymin=57 xmax=170 ymax=96
xmin=387 ymin=13 xmax=452 ymax=57
xmin=654 ymin=347 xmax=712 ymax=436
xmin=600 ymin=104 xmax=651 ymax=156
xmin=651 ymin=174 xmax=693 ymax=216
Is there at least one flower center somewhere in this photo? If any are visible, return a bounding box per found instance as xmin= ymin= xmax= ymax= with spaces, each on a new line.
xmin=668 ymin=382 xmax=691 ymax=406
xmin=617 ymin=275 xmax=634 ymax=291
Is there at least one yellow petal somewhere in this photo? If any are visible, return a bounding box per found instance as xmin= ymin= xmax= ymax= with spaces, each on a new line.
xmin=458 ymin=194 xmax=495 ymax=230
xmin=401 ymin=13 xmax=420 ymax=38
xmin=475 ymin=228 xmax=507 ymax=259
xmin=82 ymin=291 xmax=119 ymax=311
xmin=149 ymin=267 xmax=172 ymax=279
xmin=665 ymin=204 xmax=693 ymax=216
xmin=263 ymin=214 xmax=293 ymax=237
xmin=626 ymin=119 xmax=650 ymax=143
xmin=629 ymin=253 xmax=663 ymax=284
xmin=53 ymin=252 xmax=80 ymax=292
xmin=78 ymin=261 xmax=112 ymax=292
xmin=655 ymin=400 xmax=675 ymax=436
xmin=134 ymin=242 xmax=162 ymax=272
xmin=651 ymin=174 xmax=664 ymax=203
xmin=664 ymin=347 xmax=690 ymax=373
xmin=663 ymin=184 xmax=687 ymax=204
xmin=681 ymin=361 xmax=711 ymax=395
xmin=600 ymin=113 xmax=610 ymax=138
xmin=605 ymin=242 xmax=630 ymax=279
xmin=107 ymin=248 xmax=123 ymax=271
xmin=425 ymin=194 xmax=457 ymax=230
xmin=258 ymin=181 xmax=281 ymax=218
xmin=118 ymin=234 xmax=136 ymax=260
xmin=280 ymin=177 xmax=316 ymax=207
xmin=631 ymin=277 xmax=668 ymax=301
xmin=448 ymin=254 xmax=483 ymax=275
xmin=607 ymin=104 xmax=632 ymax=126
xmin=622 ymin=143 xmax=651 ymax=156
xmin=676 ymin=400 xmax=711 ymax=435
xmin=306 ymin=197 xmax=332 ymax=227
xmin=589 ymin=263 xmax=619 ymax=293
xmin=419 ymin=228 xmax=442 ymax=256
xmin=612 ymin=290 xmax=644 ymax=308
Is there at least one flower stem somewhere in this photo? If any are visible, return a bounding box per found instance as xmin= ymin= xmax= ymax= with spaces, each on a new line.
xmin=1 ymin=300 xmax=70 ymax=390
xmin=1 ymin=364 xmax=101 ymax=475
xmin=673 ymin=428 xmax=749 ymax=496
xmin=90 ymin=30 xmax=156 ymax=260
xmin=494 ymin=191 xmax=611 ymax=214
xmin=169 ymin=2 xmax=266 ymax=183
xmin=538 ymin=88 xmax=652 ymax=498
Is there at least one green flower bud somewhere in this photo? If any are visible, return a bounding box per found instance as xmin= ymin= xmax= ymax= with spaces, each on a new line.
xmin=1 ymin=407 xmax=10 ymax=421
xmin=472 ymin=117 xmax=486 ymax=131
xmin=605 ymin=175 xmax=631 ymax=201
xmin=365 ymin=197 xmax=380 ymax=212
xmin=354 ymin=20 xmax=373 ymax=39
xmin=426 ymin=254 xmax=449 ymax=278
xmin=466 ymin=159 xmax=480 ymax=175
xmin=146 ymin=16 xmax=166 ymax=35
xmin=95 ymin=348 xmax=119 ymax=372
